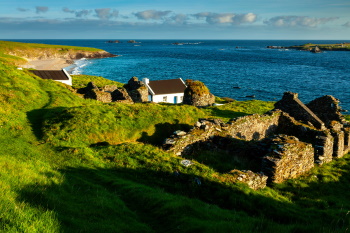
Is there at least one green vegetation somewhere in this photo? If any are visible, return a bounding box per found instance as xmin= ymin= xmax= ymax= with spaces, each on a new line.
xmin=185 ymin=79 xmax=210 ymax=95
xmin=1 ymin=41 xmax=350 ymax=232
xmin=289 ymin=42 xmax=350 ymax=51
xmin=204 ymin=100 xmax=275 ymax=121
xmin=0 ymin=41 xmax=104 ymax=66
xmin=0 ymin=40 xmax=102 ymax=54
xmin=72 ymin=74 xmax=125 ymax=89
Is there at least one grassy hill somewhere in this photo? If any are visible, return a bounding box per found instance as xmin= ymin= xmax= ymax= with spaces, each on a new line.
xmin=0 ymin=41 xmax=350 ymax=232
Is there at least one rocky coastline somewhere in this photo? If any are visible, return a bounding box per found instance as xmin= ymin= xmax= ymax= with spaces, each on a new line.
xmin=15 ymin=50 xmax=117 ymax=70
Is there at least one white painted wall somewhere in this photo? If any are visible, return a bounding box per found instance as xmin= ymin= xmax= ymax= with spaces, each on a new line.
xmin=58 ymin=79 xmax=72 ymax=86
xmin=62 ymin=69 xmax=73 ymax=86
xmin=152 ymin=93 xmax=184 ymax=104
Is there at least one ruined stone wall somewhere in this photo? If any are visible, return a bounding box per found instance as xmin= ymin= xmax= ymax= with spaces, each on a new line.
xmin=262 ymin=135 xmax=314 ymax=183
xmin=228 ymin=170 xmax=268 ymax=190
xmin=111 ymin=88 xmax=133 ymax=104
xmin=332 ymin=132 xmax=345 ymax=158
xmin=165 ymin=111 xmax=282 ymax=156
xmin=306 ymin=95 xmax=345 ymax=127
xmin=164 ymin=92 xmax=350 ymax=189
xmin=226 ymin=112 xmax=280 ymax=141
xmin=276 ymin=112 xmax=333 ymax=164
xmin=125 ymin=77 xmax=149 ymax=103
xmin=343 ymin=126 xmax=350 ymax=154
xmin=275 ymin=92 xmax=325 ymax=130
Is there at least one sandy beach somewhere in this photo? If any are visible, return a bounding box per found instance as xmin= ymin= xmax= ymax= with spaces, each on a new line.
xmin=20 ymin=58 xmax=74 ymax=70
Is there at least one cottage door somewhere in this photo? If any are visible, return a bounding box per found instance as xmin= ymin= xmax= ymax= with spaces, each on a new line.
xmin=174 ymin=96 xmax=178 ymax=104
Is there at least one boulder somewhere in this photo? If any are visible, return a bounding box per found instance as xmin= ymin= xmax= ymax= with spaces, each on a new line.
xmin=183 ymin=80 xmax=215 ymax=107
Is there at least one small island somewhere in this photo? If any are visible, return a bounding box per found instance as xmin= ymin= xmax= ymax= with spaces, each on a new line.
xmin=267 ymin=42 xmax=350 ymax=52
xmin=289 ymin=42 xmax=350 ymax=51
xmin=106 ymin=40 xmax=121 ymax=43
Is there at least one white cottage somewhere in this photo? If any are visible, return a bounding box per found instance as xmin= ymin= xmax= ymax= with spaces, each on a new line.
xmin=143 ymin=78 xmax=186 ymax=104
xmin=29 ymin=69 xmax=72 ymax=86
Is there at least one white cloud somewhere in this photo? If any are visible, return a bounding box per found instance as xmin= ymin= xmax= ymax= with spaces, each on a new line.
xmin=134 ymin=10 xmax=172 ymax=20
xmin=193 ymin=12 xmax=257 ymax=25
xmin=343 ymin=22 xmax=350 ymax=27
xmin=35 ymin=6 xmax=48 ymax=14
xmin=170 ymin=14 xmax=188 ymax=24
xmin=264 ymin=16 xmax=338 ymax=28
xmin=62 ymin=8 xmax=91 ymax=18
xmin=94 ymin=8 xmax=119 ymax=20
xmin=76 ymin=10 xmax=91 ymax=18
xmin=17 ymin=8 xmax=30 ymax=12
xmin=62 ymin=7 xmax=74 ymax=13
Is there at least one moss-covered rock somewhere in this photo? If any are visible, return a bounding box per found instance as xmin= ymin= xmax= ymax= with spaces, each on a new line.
xmin=183 ymin=80 xmax=215 ymax=107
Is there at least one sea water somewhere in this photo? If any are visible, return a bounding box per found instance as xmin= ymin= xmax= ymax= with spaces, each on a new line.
xmin=8 ymin=39 xmax=350 ymax=110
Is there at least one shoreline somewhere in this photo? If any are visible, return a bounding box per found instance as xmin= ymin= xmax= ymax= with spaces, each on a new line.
xmin=20 ymin=58 xmax=75 ymax=70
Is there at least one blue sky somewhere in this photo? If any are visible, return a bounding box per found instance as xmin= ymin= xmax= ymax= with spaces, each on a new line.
xmin=1 ymin=0 xmax=350 ymax=39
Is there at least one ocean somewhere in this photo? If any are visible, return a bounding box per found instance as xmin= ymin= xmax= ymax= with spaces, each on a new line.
xmin=8 ymin=39 xmax=350 ymax=110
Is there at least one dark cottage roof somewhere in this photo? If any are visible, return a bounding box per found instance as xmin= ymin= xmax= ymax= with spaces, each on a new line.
xmin=29 ymin=70 xmax=69 ymax=80
xmin=148 ymin=79 xmax=186 ymax=95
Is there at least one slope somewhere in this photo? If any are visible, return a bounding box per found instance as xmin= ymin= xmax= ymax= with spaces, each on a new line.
xmin=0 ymin=41 xmax=349 ymax=232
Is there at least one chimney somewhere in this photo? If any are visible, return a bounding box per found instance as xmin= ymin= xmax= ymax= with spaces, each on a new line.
xmin=142 ymin=78 xmax=149 ymax=84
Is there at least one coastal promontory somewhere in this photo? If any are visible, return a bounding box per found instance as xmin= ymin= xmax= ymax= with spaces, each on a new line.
xmin=0 ymin=40 xmax=117 ymax=69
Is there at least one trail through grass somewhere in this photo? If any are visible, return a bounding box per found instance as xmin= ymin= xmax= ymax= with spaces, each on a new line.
xmin=1 ymin=41 xmax=350 ymax=232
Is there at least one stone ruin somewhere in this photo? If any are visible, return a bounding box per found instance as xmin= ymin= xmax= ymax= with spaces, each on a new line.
xmin=163 ymin=92 xmax=350 ymax=189
xmin=123 ymin=77 xmax=149 ymax=103
xmin=77 ymin=77 xmax=148 ymax=104
xmin=77 ymin=77 xmax=216 ymax=107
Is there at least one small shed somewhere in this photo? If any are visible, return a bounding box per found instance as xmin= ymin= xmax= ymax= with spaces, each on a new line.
xmin=143 ymin=78 xmax=186 ymax=104
xmin=29 ymin=69 xmax=72 ymax=86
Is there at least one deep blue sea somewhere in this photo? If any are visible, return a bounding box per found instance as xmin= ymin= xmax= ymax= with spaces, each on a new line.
xmin=7 ymin=39 xmax=350 ymax=110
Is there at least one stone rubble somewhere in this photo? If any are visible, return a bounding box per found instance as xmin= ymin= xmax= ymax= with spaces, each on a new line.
xmin=163 ymin=92 xmax=350 ymax=189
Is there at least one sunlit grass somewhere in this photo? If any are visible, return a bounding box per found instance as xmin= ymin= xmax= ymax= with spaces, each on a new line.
xmin=1 ymin=43 xmax=350 ymax=232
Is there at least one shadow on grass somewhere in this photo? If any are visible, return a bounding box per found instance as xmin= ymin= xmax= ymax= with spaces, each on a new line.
xmin=180 ymin=137 xmax=264 ymax=173
xmin=16 ymin=159 xmax=350 ymax=233
xmin=26 ymin=107 xmax=69 ymax=140
xmin=137 ymin=122 xmax=192 ymax=146
xmin=205 ymin=107 xmax=249 ymax=120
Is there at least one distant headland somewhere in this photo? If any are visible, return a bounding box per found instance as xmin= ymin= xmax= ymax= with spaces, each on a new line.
xmin=267 ymin=42 xmax=350 ymax=52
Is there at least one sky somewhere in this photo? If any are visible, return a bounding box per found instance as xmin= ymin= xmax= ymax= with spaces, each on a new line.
xmin=1 ymin=0 xmax=350 ymax=39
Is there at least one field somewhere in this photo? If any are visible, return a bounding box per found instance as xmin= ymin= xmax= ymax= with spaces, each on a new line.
xmin=0 ymin=41 xmax=350 ymax=232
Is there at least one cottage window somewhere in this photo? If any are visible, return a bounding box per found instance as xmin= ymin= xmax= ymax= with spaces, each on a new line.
xmin=180 ymin=96 xmax=183 ymax=102
xmin=163 ymin=96 xmax=167 ymax=102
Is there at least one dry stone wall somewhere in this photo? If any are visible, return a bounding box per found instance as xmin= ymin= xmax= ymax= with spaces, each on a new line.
xmin=306 ymin=95 xmax=345 ymax=127
xmin=124 ymin=77 xmax=149 ymax=103
xmin=228 ymin=170 xmax=268 ymax=190
xmin=77 ymin=77 xmax=150 ymax=104
xmin=275 ymin=92 xmax=325 ymax=130
xmin=226 ymin=113 xmax=280 ymax=141
xmin=164 ymin=92 xmax=350 ymax=189
xmin=165 ymin=111 xmax=282 ymax=156
xmin=276 ymin=112 xmax=333 ymax=164
xmin=261 ymin=135 xmax=314 ymax=183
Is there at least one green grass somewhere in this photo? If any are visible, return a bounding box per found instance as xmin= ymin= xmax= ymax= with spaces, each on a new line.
xmin=0 ymin=41 xmax=105 ymax=66
xmin=0 ymin=40 xmax=102 ymax=54
xmin=42 ymin=103 xmax=205 ymax=147
xmin=1 ymin=41 xmax=350 ymax=232
xmin=71 ymin=74 xmax=124 ymax=89
xmin=203 ymin=100 xmax=275 ymax=121
xmin=289 ymin=42 xmax=350 ymax=51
